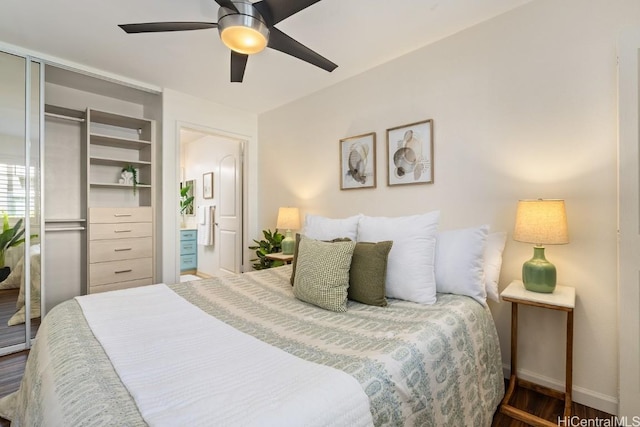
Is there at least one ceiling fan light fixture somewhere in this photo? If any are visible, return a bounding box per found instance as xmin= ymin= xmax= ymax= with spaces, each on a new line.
xmin=218 ymin=2 xmax=269 ymax=55
xmin=120 ymin=0 xmax=337 ymax=82
xmin=220 ymin=24 xmax=268 ymax=54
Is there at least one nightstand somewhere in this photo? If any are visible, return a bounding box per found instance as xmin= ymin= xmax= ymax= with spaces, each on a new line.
xmin=265 ymin=252 xmax=294 ymax=264
xmin=500 ymin=280 xmax=576 ymax=427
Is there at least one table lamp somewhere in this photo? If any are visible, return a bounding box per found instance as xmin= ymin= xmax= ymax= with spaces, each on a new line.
xmin=277 ymin=207 xmax=300 ymax=255
xmin=513 ymin=199 xmax=569 ymax=293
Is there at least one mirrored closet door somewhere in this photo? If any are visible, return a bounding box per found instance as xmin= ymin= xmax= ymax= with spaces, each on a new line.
xmin=0 ymin=50 xmax=43 ymax=356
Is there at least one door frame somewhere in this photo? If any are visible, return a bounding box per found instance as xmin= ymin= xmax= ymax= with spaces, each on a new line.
xmin=174 ymin=121 xmax=246 ymax=281
xmin=617 ymin=28 xmax=640 ymax=417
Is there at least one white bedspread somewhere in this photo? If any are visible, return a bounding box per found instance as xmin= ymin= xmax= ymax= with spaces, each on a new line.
xmin=75 ymin=284 xmax=373 ymax=427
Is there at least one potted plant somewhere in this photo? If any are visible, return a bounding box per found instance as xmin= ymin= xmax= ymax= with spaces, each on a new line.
xmin=180 ymin=184 xmax=194 ymax=215
xmin=0 ymin=212 xmax=36 ymax=282
xmin=249 ymin=229 xmax=284 ymax=270
xmin=121 ymin=164 xmax=139 ymax=194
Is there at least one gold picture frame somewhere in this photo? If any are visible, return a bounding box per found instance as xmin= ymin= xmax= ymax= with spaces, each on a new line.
xmin=339 ymin=132 xmax=376 ymax=190
xmin=203 ymin=172 xmax=214 ymax=199
xmin=386 ymin=119 xmax=434 ymax=186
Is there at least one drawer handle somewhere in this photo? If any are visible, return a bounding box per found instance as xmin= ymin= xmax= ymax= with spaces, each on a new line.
xmin=114 ymin=248 xmax=132 ymax=252
xmin=114 ymin=229 xmax=132 ymax=233
xmin=115 ymin=269 xmax=133 ymax=274
xmin=114 ymin=214 xmax=132 ymax=217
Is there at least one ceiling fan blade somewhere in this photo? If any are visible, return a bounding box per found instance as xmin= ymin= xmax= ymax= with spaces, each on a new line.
xmin=119 ymin=22 xmax=217 ymax=34
xmin=214 ymin=0 xmax=238 ymax=13
xmin=253 ymin=0 xmax=322 ymax=25
xmin=267 ymin=27 xmax=337 ymax=73
xmin=231 ymin=51 xmax=249 ymax=83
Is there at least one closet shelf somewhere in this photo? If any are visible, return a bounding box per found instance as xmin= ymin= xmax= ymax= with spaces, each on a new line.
xmin=90 ymin=182 xmax=152 ymax=189
xmin=90 ymin=133 xmax=151 ymax=150
xmin=90 ymin=110 xmax=150 ymax=130
xmin=45 ymin=218 xmax=86 ymax=223
xmin=44 ymin=104 xmax=85 ymax=122
xmin=90 ymin=156 xmax=151 ymax=167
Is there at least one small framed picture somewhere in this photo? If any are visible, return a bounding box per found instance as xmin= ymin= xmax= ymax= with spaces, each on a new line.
xmin=386 ymin=119 xmax=434 ymax=186
xmin=203 ymin=172 xmax=214 ymax=199
xmin=339 ymin=132 xmax=376 ymax=190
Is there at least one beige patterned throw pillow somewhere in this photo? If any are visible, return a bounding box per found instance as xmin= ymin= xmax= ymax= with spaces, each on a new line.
xmin=293 ymin=236 xmax=356 ymax=312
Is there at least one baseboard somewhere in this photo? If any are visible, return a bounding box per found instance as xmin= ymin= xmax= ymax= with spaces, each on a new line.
xmin=502 ymin=364 xmax=618 ymax=416
xmin=196 ymin=271 xmax=213 ymax=279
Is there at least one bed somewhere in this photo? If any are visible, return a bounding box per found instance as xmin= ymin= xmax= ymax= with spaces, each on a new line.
xmin=0 ymin=264 xmax=503 ymax=426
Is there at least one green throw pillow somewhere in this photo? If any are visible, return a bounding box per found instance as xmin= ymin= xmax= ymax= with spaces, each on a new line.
xmin=290 ymin=233 xmax=351 ymax=285
xmin=293 ymin=236 xmax=356 ymax=312
xmin=348 ymin=241 xmax=393 ymax=307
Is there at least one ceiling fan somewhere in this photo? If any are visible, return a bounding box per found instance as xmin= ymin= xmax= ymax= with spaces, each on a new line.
xmin=119 ymin=0 xmax=338 ymax=83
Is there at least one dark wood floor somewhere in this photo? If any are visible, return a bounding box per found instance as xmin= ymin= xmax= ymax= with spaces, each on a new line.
xmin=0 ymin=349 xmax=614 ymax=427
xmin=491 ymin=382 xmax=615 ymax=426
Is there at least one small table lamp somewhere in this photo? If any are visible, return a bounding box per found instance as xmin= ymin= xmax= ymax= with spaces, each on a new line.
xmin=277 ymin=207 xmax=300 ymax=255
xmin=513 ymin=199 xmax=569 ymax=293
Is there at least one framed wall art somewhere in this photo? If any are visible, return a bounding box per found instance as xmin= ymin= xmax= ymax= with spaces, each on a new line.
xmin=203 ymin=172 xmax=214 ymax=199
xmin=386 ymin=119 xmax=434 ymax=186
xmin=339 ymin=132 xmax=376 ymax=190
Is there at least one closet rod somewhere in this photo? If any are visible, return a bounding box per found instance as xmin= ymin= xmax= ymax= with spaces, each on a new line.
xmin=45 ymin=226 xmax=86 ymax=232
xmin=45 ymin=218 xmax=86 ymax=223
xmin=44 ymin=112 xmax=85 ymax=123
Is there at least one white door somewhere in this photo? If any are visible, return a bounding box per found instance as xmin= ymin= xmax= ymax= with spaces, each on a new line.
xmin=618 ymin=28 xmax=640 ymax=417
xmin=216 ymin=139 xmax=243 ymax=274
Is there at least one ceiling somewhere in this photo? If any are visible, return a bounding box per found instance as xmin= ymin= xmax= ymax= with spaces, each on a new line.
xmin=0 ymin=0 xmax=530 ymax=114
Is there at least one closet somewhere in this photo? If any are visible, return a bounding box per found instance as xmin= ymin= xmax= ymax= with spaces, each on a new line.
xmin=86 ymin=109 xmax=156 ymax=293
xmin=0 ymin=51 xmax=42 ymax=356
xmin=0 ymin=48 xmax=161 ymax=356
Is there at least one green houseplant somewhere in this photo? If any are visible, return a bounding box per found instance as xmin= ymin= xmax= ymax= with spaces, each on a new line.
xmin=121 ymin=164 xmax=139 ymax=194
xmin=0 ymin=212 xmax=36 ymax=282
xmin=180 ymin=184 xmax=194 ymax=215
xmin=249 ymin=229 xmax=284 ymax=270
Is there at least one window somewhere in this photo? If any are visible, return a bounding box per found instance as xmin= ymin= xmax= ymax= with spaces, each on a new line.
xmin=0 ymin=163 xmax=36 ymax=218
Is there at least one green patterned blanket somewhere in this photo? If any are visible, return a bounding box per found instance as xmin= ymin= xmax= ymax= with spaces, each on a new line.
xmin=2 ymin=265 xmax=503 ymax=426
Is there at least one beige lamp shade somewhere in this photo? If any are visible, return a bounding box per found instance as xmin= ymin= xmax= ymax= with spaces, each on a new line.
xmin=276 ymin=207 xmax=300 ymax=230
xmin=513 ymin=199 xmax=569 ymax=245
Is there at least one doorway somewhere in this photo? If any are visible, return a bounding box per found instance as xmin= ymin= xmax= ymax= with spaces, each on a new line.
xmin=617 ymin=28 xmax=640 ymax=417
xmin=178 ymin=125 xmax=244 ymax=280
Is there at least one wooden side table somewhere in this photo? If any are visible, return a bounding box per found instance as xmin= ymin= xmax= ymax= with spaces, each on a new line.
xmin=500 ymin=280 xmax=576 ymax=427
xmin=265 ymin=252 xmax=294 ymax=264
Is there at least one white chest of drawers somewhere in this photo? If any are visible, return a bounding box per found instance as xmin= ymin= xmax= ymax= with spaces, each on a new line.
xmin=88 ymin=207 xmax=153 ymax=293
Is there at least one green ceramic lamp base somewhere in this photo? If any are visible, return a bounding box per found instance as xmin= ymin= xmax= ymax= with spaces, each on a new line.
xmin=281 ymin=229 xmax=295 ymax=255
xmin=522 ymin=246 xmax=557 ymax=293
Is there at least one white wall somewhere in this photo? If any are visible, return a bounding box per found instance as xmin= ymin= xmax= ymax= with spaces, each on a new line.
xmin=257 ymin=0 xmax=640 ymax=414
xmin=161 ymin=88 xmax=258 ymax=284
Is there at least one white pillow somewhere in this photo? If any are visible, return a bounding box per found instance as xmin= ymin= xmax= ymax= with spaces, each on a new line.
xmin=484 ymin=231 xmax=507 ymax=302
xmin=357 ymin=211 xmax=440 ymax=304
xmin=435 ymin=225 xmax=489 ymax=305
xmin=303 ymin=214 xmax=362 ymax=241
